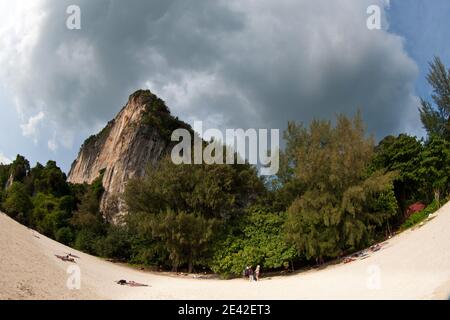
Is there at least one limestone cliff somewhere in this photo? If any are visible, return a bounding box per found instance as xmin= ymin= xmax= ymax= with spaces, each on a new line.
xmin=68 ymin=90 xmax=191 ymax=221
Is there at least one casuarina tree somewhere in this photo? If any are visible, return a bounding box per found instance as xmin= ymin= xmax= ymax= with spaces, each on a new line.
xmin=419 ymin=57 xmax=450 ymax=140
xmin=285 ymin=113 xmax=398 ymax=261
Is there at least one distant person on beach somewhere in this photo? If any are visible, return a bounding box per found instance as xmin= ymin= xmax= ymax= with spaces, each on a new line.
xmin=243 ymin=266 xmax=249 ymax=279
xmin=255 ymin=265 xmax=261 ymax=281
xmin=248 ymin=266 xmax=254 ymax=282
xmin=116 ymin=279 xmax=149 ymax=287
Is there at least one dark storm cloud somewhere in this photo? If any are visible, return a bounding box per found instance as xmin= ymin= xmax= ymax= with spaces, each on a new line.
xmin=1 ymin=0 xmax=420 ymax=149
xmin=11 ymin=0 xmax=243 ymax=127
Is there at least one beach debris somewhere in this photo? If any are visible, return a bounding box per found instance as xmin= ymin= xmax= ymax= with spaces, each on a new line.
xmin=369 ymin=244 xmax=382 ymax=252
xmin=342 ymin=242 xmax=386 ymax=264
xmin=343 ymin=257 xmax=355 ymax=264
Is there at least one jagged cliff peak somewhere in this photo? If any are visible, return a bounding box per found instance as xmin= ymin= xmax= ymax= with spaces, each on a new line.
xmin=68 ymin=89 xmax=190 ymax=221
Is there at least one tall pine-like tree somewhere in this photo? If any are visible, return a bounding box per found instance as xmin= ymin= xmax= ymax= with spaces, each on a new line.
xmin=370 ymin=134 xmax=424 ymax=214
xmin=419 ymin=57 xmax=450 ymax=140
xmin=418 ymin=136 xmax=450 ymax=205
xmin=285 ymin=113 xmax=398 ymax=261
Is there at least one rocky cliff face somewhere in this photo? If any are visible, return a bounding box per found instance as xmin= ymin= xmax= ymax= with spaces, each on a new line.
xmin=68 ymin=90 xmax=191 ymax=221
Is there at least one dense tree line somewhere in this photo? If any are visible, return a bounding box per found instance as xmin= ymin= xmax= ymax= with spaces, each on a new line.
xmin=1 ymin=57 xmax=449 ymax=277
xmin=0 ymin=158 xmax=108 ymax=249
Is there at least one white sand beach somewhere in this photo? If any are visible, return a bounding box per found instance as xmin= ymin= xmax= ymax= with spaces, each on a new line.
xmin=1 ymin=202 xmax=450 ymax=300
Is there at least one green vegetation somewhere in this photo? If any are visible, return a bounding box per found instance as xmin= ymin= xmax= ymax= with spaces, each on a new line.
xmin=417 ymin=136 xmax=450 ymax=205
xmin=370 ymin=134 xmax=424 ymax=215
xmin=0 ymin=156 xmax=109 ymax=252
xmin=123 ymin=155 xmax=265 ymax=272
xmin=1 ymin=58 xmax=449 ymax=277
xmin=282 ymin=114 xmax=399 ymax=261
xmin=3 ymin=181 xmax=33 ymax=224
xmin=136 ymin=89 xmax=192 ymax=142
xmin=419 ymin=57 xmax=450 ymax=141
xmin=400 ymin=201 xmax=439 ymax=231
xmin=211 ymin=207 xmax=297 ymax=277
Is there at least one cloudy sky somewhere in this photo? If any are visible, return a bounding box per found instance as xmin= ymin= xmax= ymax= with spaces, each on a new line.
xmin=0 ymin=0 xmax=449 ymax=172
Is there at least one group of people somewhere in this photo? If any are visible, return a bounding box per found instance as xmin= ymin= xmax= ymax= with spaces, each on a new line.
xmin=244 ymin=265 xmax=261 ymax=282
xmin=55 ymin=253 xmax=78 ymax=263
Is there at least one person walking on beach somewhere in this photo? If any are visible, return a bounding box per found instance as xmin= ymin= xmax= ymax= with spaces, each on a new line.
xmin=248 ymin=266 xmax=254 ymax=282
xmin=255 ymin=265 xmax=261 ymax=281
xmin=243 ymin=266 xmax=249 ymax=280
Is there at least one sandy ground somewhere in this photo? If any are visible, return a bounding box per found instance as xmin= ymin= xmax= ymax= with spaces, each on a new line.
xmin=1 ymin=202 xmax=450 ymax=300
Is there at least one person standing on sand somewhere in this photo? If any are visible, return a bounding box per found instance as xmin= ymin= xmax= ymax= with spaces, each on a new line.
xmin=248 ymin=266 xmax=254 ymax=282
xmin=243 ymin=266 xmax=249 ymax=280
xmin=255 ymin=265 xmax=261 ymax=281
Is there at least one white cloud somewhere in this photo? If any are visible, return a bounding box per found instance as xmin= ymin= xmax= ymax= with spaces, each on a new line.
xmin=0 ymin=153 xmax=12 ymax=165
xmin=48 ymin=135 xmax=58 ymax=152
xmin=20 ymin=111 xmax=45 ymax=143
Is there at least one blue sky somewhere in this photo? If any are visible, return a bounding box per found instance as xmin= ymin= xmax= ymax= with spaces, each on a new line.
xmin=387 ymin=0 xmax=450 ymax=102
xmin=0 ymin=0 xmax=449 ymax=173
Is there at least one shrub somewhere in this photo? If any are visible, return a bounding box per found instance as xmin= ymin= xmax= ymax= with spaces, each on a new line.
xmin=210 ymin=207 xmax=297 ymax=277
xmin=74 ymin=229 xmax=99 ymax=254
xmin=400 ymin=201 xmax=439 ymax=230
xmin=95 ymin=226 xmax=132 ymax=260
xmin=3 ymin=182 xmax=33 ymax=223
xmin=55 ymin=227 xmax=75 ymax=245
